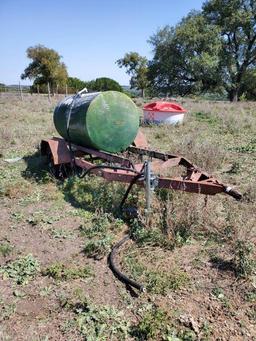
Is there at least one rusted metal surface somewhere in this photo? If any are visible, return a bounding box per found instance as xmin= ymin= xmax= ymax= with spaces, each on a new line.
xmin=41 ymin=138 xmax=71 ymax=164
xmin=41 ymin=137 xmax=241 ymax=199
xmin=158 ymin=178 xmax=224 ymax=195
xmin=41 ymin=138 xmax=133 ymax=168
xmin=133 ymin=130 xmax=148 ymax=149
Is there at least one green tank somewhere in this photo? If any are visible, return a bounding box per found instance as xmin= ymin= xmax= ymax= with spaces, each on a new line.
xmin=53 ymin=91 xmax=140 ymax=153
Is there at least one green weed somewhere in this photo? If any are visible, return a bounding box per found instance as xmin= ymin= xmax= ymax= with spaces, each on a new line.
xmin=39 ymin=286 xmax=53 ymax=297
xmin=70 ymin=209 xmax=94 ymax=219
xmin=212 ymin=287 xmax=230 ymax=308
xmin=234 ymin=240 xmax=255 ymax=278
xmin=124 ymin=255 xmax=189 ymax=294
xmin=84 ymin=236 xmax=113 ymax=260
xmin=79 ymin=213 xmax=122 ymax=238
xmin=11 ymin=211 xmax=25 ymax=222
xmin=62 ymin=176 xmax=125 ymax=213
xmin=51 ymin=228 xmax=74 ymax=240
xmin=124 ymin=254 xmax=146 ymax=279
xmin=0 ymin=243 xmax=13 ymax=257
xmin=193 ymin=111 xmax=219 ymax=125
xmin=146 ymin=269 xmax=189 ymax=294
xmin=131 ymin=304 xmax=171 ymax=340
xmin=27 ymin=211 xmax=44 ymax=226
xmin=131 ymin=222 xmax=174 ymax=250
xmin=0 ymin=298 xmax=16 ymax=322
xmin=27 ymin=211 xmax=61 ymax=227
xmin=74 ymin=300 xmax=130 ymax=340
xmin=0 ymin=254 xmax=40 ymax=285
xmin=233 ymin=139 xmax=256 ymax=153
xmin=245 ymin=289 xmax=256 ymax=302
xmin=42 ymin=263 xmax=93 ymax=281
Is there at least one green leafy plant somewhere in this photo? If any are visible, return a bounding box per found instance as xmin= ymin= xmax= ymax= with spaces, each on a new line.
xmin=84 ymin=236 xmax=113 ymax=260
xmin=131 ymin=305 xmax=171 ymax=340
xmin=0 ymin=254 xmax=40 ymax=285
xmin=0 ymin=298 xmax=16 ymax=322
xmin=11 ymin=212 xmax=25 ymax=222
xmin=131 ymin=223 xmax=174 ymax=250
xmin=42 ymin=262 xmax=93 ymax=281
xmin=245 ymin=290 xmax=256 ymax=303
xmin=233 ymin=139 xmax=256 ymax=154
xmin=74 ymin=300 xmax=130 ymax=340
xmin=27 ymin=211 xmax=61 ymax=227
xmin=79 ymin=213 xmax=112 ymax=238
xmin=146 ymin=269 xmax=189 ymax=294
xmin=124 ymin=254 xmax=189 ymax=295
xmin=193 ymin=112 xmax=219 ymax=125
xmin=51 ymin=228 xmax=74 ymax=240
xmin=212 ymin=287 xmax=230 ymax=308
xmin=0 ymin=243 xmax=13 ymax=257
xmin=62 ymin=176 xmax=125 ymax=213
xmin=234 ymin=240 xmax=255 ymax=278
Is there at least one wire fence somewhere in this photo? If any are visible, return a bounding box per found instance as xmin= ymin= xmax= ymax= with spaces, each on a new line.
xmin=0 ymin=83 xmax=77 ymax=102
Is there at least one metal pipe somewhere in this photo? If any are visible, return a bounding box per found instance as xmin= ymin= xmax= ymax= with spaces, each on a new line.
xmin=145 ymin=161 xmax=151 ymax=217
xmin=79 ymin=164 xmax=140 ymax=178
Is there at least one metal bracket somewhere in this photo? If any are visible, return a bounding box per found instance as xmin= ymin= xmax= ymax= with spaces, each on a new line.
xmin=144 ymin=161 xmax=159 ymax=218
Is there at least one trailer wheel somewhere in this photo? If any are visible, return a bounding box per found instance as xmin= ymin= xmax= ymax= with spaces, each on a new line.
xmin=45 ymin=147 xmax=72 ymax=180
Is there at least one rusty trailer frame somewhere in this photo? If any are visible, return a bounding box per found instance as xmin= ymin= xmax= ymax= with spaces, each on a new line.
xmin=41 ymin=133 xmax=242 ymax=201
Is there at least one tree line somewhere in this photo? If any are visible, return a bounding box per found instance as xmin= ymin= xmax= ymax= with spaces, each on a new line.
xmin=20 ymin=45 xmax=124 ymax=95
xmin=118 ymin=0 xmax=256 ymax=101
xmin=19 ymin=0 xmax=256 ymax=101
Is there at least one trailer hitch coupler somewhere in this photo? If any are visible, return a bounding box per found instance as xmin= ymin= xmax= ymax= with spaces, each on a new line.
xmin=224 ymin=186 xmax=242 ymax=201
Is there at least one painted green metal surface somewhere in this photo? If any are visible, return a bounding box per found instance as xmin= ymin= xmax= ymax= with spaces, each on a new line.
xmin=53 ymin=91 xmax=140 ymax=153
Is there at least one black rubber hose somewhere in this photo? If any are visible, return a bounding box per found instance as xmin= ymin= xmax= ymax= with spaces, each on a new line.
xmin=80 ymin=162 xmax=146 ymax=292
xmin=119 ymin=172 xmax=144 ymax=211
xmin=109 ymin=235 xmax=146 ymax=292
xmin=110 ymin=166 xmax=146 ymax=293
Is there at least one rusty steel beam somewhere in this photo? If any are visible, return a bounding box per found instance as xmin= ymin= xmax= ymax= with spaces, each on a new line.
xmin=41 ymin=138 xmax=134 ymax=168
xmin=158 ymin=178 xmax=224 ymax=195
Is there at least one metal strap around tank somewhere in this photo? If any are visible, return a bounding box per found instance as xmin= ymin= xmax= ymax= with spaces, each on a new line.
xmin=65 ymin=88 xmax=89 ymax=164
xmin=66 ymin=88 xmax=88 ymax=140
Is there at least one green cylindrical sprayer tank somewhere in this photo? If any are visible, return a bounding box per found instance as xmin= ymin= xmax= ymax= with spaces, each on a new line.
xmin=53 ymin=91 xmax=140 ymax=153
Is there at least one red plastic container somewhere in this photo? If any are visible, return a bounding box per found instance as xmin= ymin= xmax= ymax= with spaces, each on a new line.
xmin=143 ymin=101 xmax=187 ymax=124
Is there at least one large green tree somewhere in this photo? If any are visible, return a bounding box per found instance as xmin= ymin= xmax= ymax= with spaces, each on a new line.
xmin=148 ymin=12 xmax=222 ymax=96
xmin=67 ymin=77 xmax=87 ymax=92
xmin=116 ymin=52 xmax=149 ymax=97
xmin=203 ymin=0 xmax=256 ymax=101
xmin=149 ymin=1 xmax=256 ymax=101
xmin=21 ymin=45 xmax=68 ymax=93
xmin=88 ymin=77 xmax=123 ymax=92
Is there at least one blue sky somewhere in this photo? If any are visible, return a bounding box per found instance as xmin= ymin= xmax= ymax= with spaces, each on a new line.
xmin=0 ymin=0 xmax=204 ymax=85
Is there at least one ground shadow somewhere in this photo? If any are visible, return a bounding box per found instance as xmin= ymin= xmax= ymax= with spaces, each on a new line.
xmin=22 ymin=151 xmax=131 ymax=215
xmin=61 ymin=175 xmax=131 ymax=216
xmin=210 ymin=256 xmax=236 ymax=272
xmin=22 ymin=151 xmax=51 ymax=183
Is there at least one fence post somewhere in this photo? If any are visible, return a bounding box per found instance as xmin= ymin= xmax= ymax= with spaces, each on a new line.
xmin=65 ymin=84 xmax=68 ymax=96
xmin=19 ymin=82 xmax=23 ymax=101
xmin=37 ymin=84 xmax=39 ymax=94
xmin=47 ymin=82 xmax=51 ymax=102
